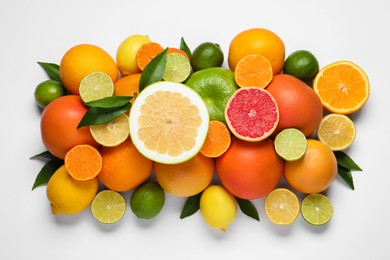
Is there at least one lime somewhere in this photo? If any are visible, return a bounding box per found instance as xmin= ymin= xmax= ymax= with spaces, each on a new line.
xmin=91 ymin=190 xmax=126 ymax=224
xmin=162 ymin=53 xmax=191 ymax=82
xmin=191 ymin=42 xmax=224 ymax=71
xmin=283 ymin=50 xmax=319 ymax=81
xmin=301 ymin=193 xmax=333 ymax=225
xmin=264 ymin=188 xmax=300 ymax=225
xmin=34 ymin=80 xmax=66 ymax=108
xmin=79 ymin=72 xmax=114 ymax=103
xmin=130 ymin=182 xmax=165 ymax=219
xmin=90 ymin=114 xmax=129 ymax=147
xmin=274 ymin=128 xmax=307 ymax=161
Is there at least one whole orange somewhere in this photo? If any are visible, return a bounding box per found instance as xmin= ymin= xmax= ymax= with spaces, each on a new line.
xmin=98 ymin=138 xmax=153 ymax=192
xmin=228 ymin=28 xmax=285 ymax=74
xmin=216 ymin=137 xmax=283 ymax=200
xmin=59 ymin=44 xmax=118 ymax=95
xmin=40 ymin=95 xmax=99 ymax=159
xmin=284 ymin=139 xmax=337 ymax=194
xmin=266 ymin=74 xmax=323 ymax=137
xmin=113 ymin=73 xmax=141 ymax=103
xmin=154 ymin=153 xmax=214 ymax=197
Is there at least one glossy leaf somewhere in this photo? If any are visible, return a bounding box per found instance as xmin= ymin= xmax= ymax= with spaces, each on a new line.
xmin=85 ymin=96 xmax=133 ymax=108
xmin=139 ymin=48 xmax=168 ymax=92
xmin=235 ymin=196 xmax=260 ymax=221
xmin=180 ymin=192 xmax=201 ymax=219
xmin=180 ymin=37 xmax=192 ymax=59
xmin=30 ymin=151 xmax=56 ymax=160
xmin=338 ymin=165 xmax=355 ymax=190
xmin=32 ymin=158 xmax=63 ymax=190
xmin=77 ymin=103 xmax=131 ymax=128
xmin=334 ymin=151 xmax=362 ymax=171
xmin=37 ymin=62 xmax=61 ymax=82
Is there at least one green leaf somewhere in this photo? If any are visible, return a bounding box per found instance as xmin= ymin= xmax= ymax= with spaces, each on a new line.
xmin=37 ymin=62 xmax=61 ymax=82
xmin=85 ymin=96 xmax=133 ymax=108
xmin=334 ymin=151 xmax=362 ymax=171
xmin=32 ymin=158 xmax=63 ymax=190
xmin=180 ymin=192 xmax=201 ymax=219
xmin=235 ymin=197 xmax=260 ymax=221
xmin=30 ymin=151 xmax=56 ymax=160
xmin=139 ymin=48 xmax=168 ymax=92
xmin=338 ymin=165 xmax=355 ymax=190
xmin=180 ymin=37 xmax=192 ymax=59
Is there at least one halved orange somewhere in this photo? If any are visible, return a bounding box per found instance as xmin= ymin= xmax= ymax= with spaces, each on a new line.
xmin=200 ymin=120 xmax=231 ymax=158
xmin=234 ymin=54 xmax=273 ymax=88
xmin=136 ymin=42 xmax=164 ymax=70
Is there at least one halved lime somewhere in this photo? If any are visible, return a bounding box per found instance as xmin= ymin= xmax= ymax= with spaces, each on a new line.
xmin=301 ymin=193 xmax=333 ymax=226
xmin=162 ymin=53 xmax=191 ymax=82
xmin=264 ymin=188 xmax=300 ymax=225
xmin=90 ymin=114 xmax=129 ymax=147
xmin=79 ymin=72 xmax=114 ymax=103
xmin=91 ymin=190 xmax=126 ymax=224
xmin=274 ymin=128 xmax=307 ymax=161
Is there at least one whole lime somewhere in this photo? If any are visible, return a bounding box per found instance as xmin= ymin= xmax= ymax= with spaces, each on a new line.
xmin=283 ymin=50 xmax=319 ymax=81
xmin=191 ymin=42 xmax=224 ymax=71
xmin=34 ymin=80 xmax=66 ymax=108
xmin=130 ymin=182 xmax=165 ymax=219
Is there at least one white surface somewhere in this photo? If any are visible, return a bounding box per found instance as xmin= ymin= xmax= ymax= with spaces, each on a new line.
xmin=1 ymin=0 xmax=389 ymax=259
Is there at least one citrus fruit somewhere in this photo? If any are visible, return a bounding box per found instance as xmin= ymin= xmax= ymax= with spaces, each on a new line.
xmin=191 ymin=42 xmax=224 ymax=71
xmin=200 ymin=120 xmax=231 ymax=158
xmin=313 ymin=60 xmax=370 ymax=114
xmin=283 ymin=50 xmax=319 ymax=81
xmin=274 ymin=128 xmax=307 ymax=161
xmin=129 ymin=81 xmax=209 ymax=164
xmin=40 ymin=95 xmax=99 ymax=159
xmin=162 ymin=53 xmax=191 ymax=82
xmin=91 ymin=190 xmax=126 ymax=224
xmin=225 ymin=87 xmax=279 ymax=142
xmin=46 ymin=165 xmax=98 ymax=215
xmin=234 ymin=54 xmax=273 ymax=88
xmin=264 ymin=188 xmax=300 ymax=225
xmin=284 ymin=139 xmax=337 ymax=194
xmin=64 ymin=144 xmax=102 ymax=181
xmin=228 ymin=28 xmax=285 ymax=74
xmin=113 ymin=73 xmax=141 ymax=102
xmin=90 ymin=114 xmax=130 ymax=147
xmin=168 ymin=47 xmax=190 ymax=60
xmin=200 ymin=185 xmax=237 ymax=231
xmin=59 ymin=44 xmax=118 ymax=95
xmin=185 ymin=67 xmax=238 ymax=123
xmin=301 ymin=193 xmax=334 ymax=225
xmin=136 ymin=42 xmax=164 ymax=70
xmin=130 ymin=182 xmax=165 ymax=219
xmin=116 ymin=34 xmax=151 ymax=76
xmin=79 ymin=72 xmax=114 ymax=103
xmin=98 ymin=138 xmax=153 ymax=192
xmin=216 ymin=137 xmax=284 ymax=200
xmin=34 ymin=80 xmax=66 ymax=109
xmin=317 ymin=113 xmax=356 ymax=151
xmin=154 ymin=153 xmax=214 ymax=197
xmin=266 ymin=74 xmax=323 ymax=137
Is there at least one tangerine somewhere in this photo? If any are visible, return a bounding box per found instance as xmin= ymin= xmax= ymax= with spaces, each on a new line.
xmin=113 ymin=73 xmax=141 ymax=103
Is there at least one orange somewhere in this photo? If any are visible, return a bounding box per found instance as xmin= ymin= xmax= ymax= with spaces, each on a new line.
xmin=216 ymin=137 xmax=284 ymax=200
xmin=40 ymin=95 xmax=99 ymax=159
xmin=98 ymin=138 xmax=153 ymax=192
xmin=136 ymin=42 xmax=164 ymax=70
xmin=228 ymin=28 xmax=285 ymax=75
xmin=168 ymin=47 xmax=190 ymax=60
xmin=266 ymin=74 xmax=323 ymax=137
xmin=313 ymin=60 xmax=370 ymax=114
xmin=200 ymin=120 xmax=231 ymax=158
xmin=59 ymin=44 xmax=118 ymax=95
xmin=284 ymin=139 xmax=337 ymax=194
xmin=234 ymin=54 xmax=273 ymax=88
xmin=113 ymin=73 xmax=141 ymax=103
xmin=154 ymin=153 xmax=214 ymax=197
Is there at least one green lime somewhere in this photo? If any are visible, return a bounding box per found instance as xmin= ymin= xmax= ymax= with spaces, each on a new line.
xmin=274 ymin=128 xmax=307 ymax=161
xmin=130 ymin=182 xmax=165 ymax=219
xmin=34 ymin=80 xmax=66 ymax=108
xmin=283 ymin=50 xmax=319 ymax=81
xmin=79 ymin=72 xmax=114 ymax=103
xmin=191 ymin=42 xmax=224 ymax=71
xmin=162 ymin=53 xmax=191 ymax=82
xmin=91 ymin=190 xmax=126 ymax=224
xmin=301 ymin=193 xmax=333 ymax=226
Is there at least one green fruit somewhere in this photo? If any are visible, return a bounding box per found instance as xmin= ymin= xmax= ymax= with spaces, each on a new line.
xmin=191 ymin=42 xmax=224 ymax=71
xmin=130 ymin=182 xmax=165 ymax=219
xmin=185 ymin=67 xmax=238 ymax=123
xmin=283 ymin=50 xmax=319 ymax=81
xmin=34 ymin=80 xmax=66 ymax=108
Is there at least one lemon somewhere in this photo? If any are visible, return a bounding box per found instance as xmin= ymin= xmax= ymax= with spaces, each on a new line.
xmin=301 ymin=193 xmax=333 ymax=225
xmin=130 ymin=182 xmax=165 ymax=219
xmin=34 ymin=80 xmax=66 ymax=108
xmin=91 ymin=190 xmax=126 ymax=224
xmin=79 ymin=72 xmax=114 ymax=103
xmin=264 ymin=188 xmax=300 ymax=225
xmin=274 ymin=128 xmax=307 ymax=161
xmin=90 ymin=113 xmax=129 ymax=147
xmin=283 ymin=50 xmax=319 ymax=81
xmin=191 ymin=42 xmax=224 ymax=71
xmin=162 ymin=53 xmax=191 ymax=82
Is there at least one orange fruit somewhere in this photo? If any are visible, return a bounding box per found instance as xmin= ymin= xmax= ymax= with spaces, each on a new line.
xmin=98 ymin=138 xmax=153 ymax=192
xmin=216 ymin=137 xmax=284 ymax=200
xmin=40 ymin=95 xmax=99 ymax=159
xmin=154 ymin=153 xmax=214 ymax=197
xmin=234 ymin=54 xmax=273 ymax=88
xmin=64 ymin=144 xmax=102 ymax=181
xmin=136 ymin=42 xmax=164 ymax=70
xmin=284 ymin=139 xmax=337 ymax=194
xmin=200 ymin=120 xmax=231 ymax=158
xmin=59 ymin=44 xmax=118 ymax=95
xmin=313 ymin=60 xmax=370 ymax=114
xmin=266 ymin=74 xmax=323 ymax=137
xmin=228 ymin=28 xmax=285 ymax=75
xmin=168 ymin=47 xmax=190 ymax=60
xmin=113 ymin=73 xmax=141 ymax=103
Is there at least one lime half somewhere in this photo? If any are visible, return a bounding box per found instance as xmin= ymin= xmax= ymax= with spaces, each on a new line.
xmin=90 ymin=113 xmax=129 ymax=147
xmin=162 ymin=53 xmax=191 ymax=82
xmin=301 ymin=193 xmax=333 ymax=226
xmin=264 ymin=188 xmax=300 ymax=225
xmin=79 ymin=72 xmax=114 ymax=103
xmin=274 ymin=128 xmax=307 ymax=161
xmin=91 ymin=190 xmax=126 ymax=224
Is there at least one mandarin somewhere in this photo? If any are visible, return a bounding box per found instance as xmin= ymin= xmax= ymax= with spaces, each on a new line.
xmin=113 ymin=73 xmax=141 ymax=102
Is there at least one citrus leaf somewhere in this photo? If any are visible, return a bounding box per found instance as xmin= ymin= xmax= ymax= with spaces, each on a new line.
xmin=338 ymin=165 xmax=355 ymax=190
xmin=37 ymin=62 xmax=61 ymax=82
xmin=180 ymin=37 xmax=192 ymax=58
xmin=235 ymin=196 xmax=260 ymax=221
xmin=77 ymin=103 xmax=131 ymax=128
xmin=334 ymin=151 xmax=362 ymax=171
xmin=85 ymin=96 xmax=133 ymax=108
xmin=180 ymin=192 xmax=201 ymax=219
xmin=30 ymin=151 xmax=56 ymax=160
xmin=32 ymin=158 xmax=63 ymax=190
xmin=139 ymin=48 xmax=168 ymax=92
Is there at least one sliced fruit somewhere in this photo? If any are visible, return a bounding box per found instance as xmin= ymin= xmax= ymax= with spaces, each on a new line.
xmin=225 ymin=87 xmax=279 ymax=141
xmin=264 ymin=188 xmax=300 ymax=225
xmin=91 ymin=190 xmax=126 ymax=224
xmin=136 ymin=42 xmax=164 ymax=71
xmin=234 ymin=54 xmax=273 ymax=88
xmin=90 ymin=114 xmax=130 ymax=147
xmin=301 ymin=193 xmax=333 ymax=225
xmin=79 ymin=72 xmax=114 ymax=103
xmin=200 ymin=120 xmax=231 ymax=158
xmin=274 ymin=128 xmax=307 ymax=161
xmin=162 ymin=53 xmax=191 ymax=83
xmin=129 ymin=81 xmax=209 ymax=164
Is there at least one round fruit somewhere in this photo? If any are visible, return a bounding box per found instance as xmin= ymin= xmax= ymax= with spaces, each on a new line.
xmin=266 ymin=74 xmax=323 ymax=137
xmin=40 ymin=95 xmax=99 ymax=159
xmin=34 ymin=80 xmax=66 ymax=108
xmin=283 ymin=50 xmax=319 ymax=81
xmin=200 ymin=120 xmax=231 ymax=158
xmin=162 ymin=53 xmax=191 ymax=82
xmin=216 ymin=137 xmax=284 ymax=200
xmin=91 ymin=190 xmax=126 ymax=224
xmin=191 ymin=42 xmax=224 ymax=71
xmin=284 ymin=139 xmax=337 ymax=194
xmin=264 ymin=188 xmax=300 ymax=225
xmin=90 ymin=114 xmax=130 ymax=147
xmin=79 ymin=72 xmax=114 ymax=103
xmin=136 ymin=42 xmax=164 ymax=70
xmin=225 ymin=87 xmax=279 ymax=142
xmin=301 ymin=193 xmax=334 ymax=226
xmin=130 ymin=182 xmax=165 ymax=219
xmin=234 ymin=54 xmax=273 ymax=88
xmin=274 ymin=128 xmax=307 ymax=161
xmin=113 ymin=73 xmax=141 ymax=102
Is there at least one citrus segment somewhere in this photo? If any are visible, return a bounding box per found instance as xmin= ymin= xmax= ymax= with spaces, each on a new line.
xmin=162 ymin=53 xmax=191 ymax=83
xmin=168 ymin=47 xmax=190 ymax=60
xmin=136 ymin=42 xmax=164 ymax=70
xmin=91 ymin=190 xmax=126 ymax=224
xmin=79 ymin=72 xmax=114 ymax=103
xmin=301 ymin=193 xmax=333 ymax=225
xmin=264 ymin=188 xmax=300 ymax=225
xmin=90 ymin=114 xmax=130 ymax=147
xmin=200 ymin=120 xmax=231 ymax=158
xmin=234 ymin=54 xmax=273 ymax=88
xmin=274 ymin=128 xmax=307 ymax=161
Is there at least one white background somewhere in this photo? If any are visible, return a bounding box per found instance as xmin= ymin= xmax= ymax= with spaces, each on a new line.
xmin=1 ymin=0 xmax=389 ymax=259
